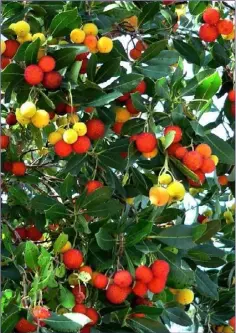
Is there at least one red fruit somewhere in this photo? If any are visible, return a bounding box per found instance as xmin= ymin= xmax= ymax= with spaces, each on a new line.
xmin=183 ymin=151 xmax=203 ymax=171
xmin=132 ymin=281 xmax=148 ymax=297
xmin=118 ymin=93 xmax=130 ymax=102
xmin=175 ymin=146 xmax=188 ymax=160
xmin=43 ymin=71 xmax=62 ymax=90
xmin=120 ymin=152 xmax=128 ymax=159
xmin=126 ymin=98 xmax=139 ymax=114
xmin=12 ymin=162 xmax=26 ymax=176
xmin=135 ymin=297 xmax=153 ymax=307
xmin=148 ymin=277 xmax=166 ymax=294
xmin=54 ymin=140 xmax=73 ymax=158
xmin=106 ymin=284 xmax=128 ymax=304
xmin=72 ymin=285 xmax=86 ymax=297
xmin=26 ymin=226 xmax=42 ymax=241
xmin=228 ymin=90 xmax=235 ymax=102
xmin=86 ymin=308 xmax=99 ymax=326
xmin=93 ymin=273 xmax=108 ymax=289
xmin=229 ymin=316 xmax=235 ymax=329
xmin=130 ymin=134 xmax=138 ymax=142
xmin=38 ymin=56 xmax=56 ymax=73
xmin=203 ymin=8 xmax=220 ymax=25
xmin=85 ymin=107 xmax=94 ymax=113
xmin=200 ymin=158 xmax=215 ymax=174
xmin=3 ymin=40 xmax=20 ymax=58
xmin=72 ymin=135 xmax=91 ymax=154
xmin=79 ymin=266 xmax=93 ymax=276
xmin=217 ymin=19 xmax=234 ymax=35
xmin=80 ymin=58 xmax=88 ymax=74
xmin=80 ymin=326 xmax=91 ymax=333
xmin=199 ymin=24 xmax=219 ymax=42
xmin=114 ymin=270 xmax=133 ymax=288
xmin=132 ymin=81 xmax=146 ymax=94
xmin=24 ymin=65 xmax=44 ymax=85
xmin=15 ymin=318 xmax=37 ymax=333
xmin=63 ymin=249 xmax=83 ymax=269
xmin=167 ymin=143 xmax=181 ymax=156
xmin=14 ymin=227 xmax=27 ymax=240
xmin=123 ymin=286 xmax=132 ymax=296
xmin=231 ymin=103 xmax=235 ymax=117
xmin=164 ymin=125 xmax=182 ymax=143
xmin=49 ymin=111 xmax=55 ymax=120
xmin=130 ymin=48 xmax=141 ymax=60
xmin=135 ymin=40 xmax=147 ymax=51
xmin=135 ymin=266 xmax=153 ymax=284
xmin=3 ymin=161 xmax=13 ymax=172
xmin=163 ymin=0 xmax=175 ymax=5
xmin=195 ymin=143 xmax=212 ymax=158
xmin=136 ymin=132 xmax=157 ymax=153
xmin=86 ymin=119 xmax=105 ymax=140
xmin=197 ymin=215 xmax=206 ymax=223
xmin=65 ymin=104 xmax=77 ymax=113
xmin=132 ymin=313 xmax=145 ymax=318
xmin=76 ymin=52 xmax=89 ymax=61
xmin=188 ymin=170 xmax=205 ymax=187
xmin=55 ymin=103 xmax=66 ymax=114
xmin=151 ymin=260 xmax=170 ymax=278
xmin=86 ymin=180 xmax=103 ymax=194
xmin=6 ymin=112 xmax=17 ymax=125
xmin=112 ymin=122 xmax=124 ymax=135
xmin=32 ymin=306 xmax=50 ymax=320
xmin=0 ymin=135 xmax=10 ymax=149
xmin=1 ymin=56 xmax=11 ymax=69
xmin=72 ymin=304 xmax=87 ymax=314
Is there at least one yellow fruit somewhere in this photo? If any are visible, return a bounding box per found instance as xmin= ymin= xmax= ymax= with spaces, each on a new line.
xmin=142 ymin=148 xmax=158 ymax=159
xmin=97 ymin=37 xmax=113 ymax=53
xmin=63 ymin=129 xmax=78 ymax=144
xmin=73 ymin=122 xmax=87 ymax=136
xmin=17 ymin=33 xmax=32 ymax=44
xmin=20 ymin=101 xmax=37 ymax=118
xmin=222 ymin=30 xmax=235 ymax=40
xmin=223 ymin=326 xmax=234 ymax=333
xmin=16 ymin=108 xmax=30 ymax=125
xmin=204 ymin=209 xmax=213 ymax=217
xmin=48 ymin=131 xmax=62 ymax=145
xmin=158 ymin=173 xmax=172 ymax=185
xmin=56 ymin=117 xmax=67 ymax=127
xmin=31 ymin=110 xmax=50 ymax=128
xmin=169 ymin=288 xmax=179 ymax=295
xmin=70 ymin=29 xmax=85 ymax=44
xmin=60 ymin=241 xmax=72 ymax=254
xmin=14 ymin=20 xmax=30 ymax=37
xmin=83 ymin=23 xmax=98 ymax=36
xmin=1 ymin=40 xmax=6 ymax=54
xmin=210 ymin=155 xmax=219 ymax=166
xmin=149 ymin=186 xmax=170 ymax=206
xmin=38 ymin=148 xmax=49 ymax=156
xmin=175 ymin=289 xmax=194 ymax=305
xmin=90 ymin=47 xmax=99 ymax=54
xmin=57 ymin=128 xmax=66 ymax=135
xmin=167 ymin=181 xmax=185 ymax=201
xmin=58 ymin=40 xmax=69 ymax=45
xmin=123 ymin=16 xmax=138 ymax=31
xmin=68 ymin=114 xmax=79 ymax=124
xmin=115 ymin=108 xmax=131 ymax=123
xmin=230 ymin=203 xmax=235 ymax=211
xmin=224 ymin=211 xmax=233 ymax=220
xmin=37 ymin=48 xmax=45 ymax=60
xmin=125 ymin=197 xmax=134 ymax=205
xmin=9 ymin=23 xmax=17 ymax=33
xmin=189 ymin=188 xmax=199 ymax=196
xmin=175 ymin=4 xmax=186 ymax=19
xmin=32 ymin=33 xmax=46 ymax=45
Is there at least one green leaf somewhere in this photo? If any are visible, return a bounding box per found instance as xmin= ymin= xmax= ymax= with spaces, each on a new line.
xmin=133 ymin=306 xmax=163 ymax=316
xmin=1 ymin=309 xmax=21 ymax=333
xmin=131 ymin=167 xmax=153 ymax=196
xmin=97 ymin=107 xmax=115 ymax=125
xmin=189 ymin=1 xmax=208 ymax=15
xmin=86 ymin=199 xmax=123 ymax=218
xmin=170 ymin=157 xmax=199 ymax=182
xmin=95 ymin=228 xmax=115 ymax=250
xmin=112 ymin=40 xmax=129 ymax=61
xmin=109 ymin=73 xmax=144 ymax=94
xmin=53 ymin=233 xmax=68 ymax=254
xmin=14 ymin=42 xmax=29 ymax=61
xmin=87 ymin=54 xmax=97 ymax=82
xmin=196 ymin=220 xmax=221 ymax=244
xmin=128 ymin=318 xmax=170 ymax=333
xmin=24 ymin=241 xmax=39 ymax=271
xmin=203 ymin=133 xmax=235 ymax=165
xmin=67 ymin=61 xmax=81 ymax=84
xmin=81 ymin=187 xmax=112 ymax=209
xmin=137 ymin=65 xmax=171 ymax=80
xmin=195 ymin=268 xmax=219 ymax=300
xmin=1 ymin=63 xmax=24 ymax=82
xmin=131 ymin=92 xmax=148 ymax=113
xmin=155 ymin=208 xmax=183 ymax=224
xmin=59 ymin=286 xmax=75 ymax=309
xmin=3 ymin=2 xmax=24 ymax=18
xmin=31 ymin=195 xmax=58 ymax=211
xmin=38 ymin=90 xmax=55 ymax=109
xmin=212 ymin=43 xmax=230 ymax=66
xmin=59 ymin=154 xmax=87 ymax=176
xmin=25 ymin=38 xmax=41 ymax=65
xmin=163 ymin=131 xmax=175 ymax=149
xmin=164 ymin=307 xmax=192 ymax=326
xmin=174 ymin=40 xmax=201 ymax=66
xmin=137 ymin=40 xmax=168 ymax=64
xmin=53 ymin=47 xmax=87 ymax=70
xmin=155 ymin=225 xmax=196 ymax=249
xmin=99 ymin=152 xmax=127 ymax=171
xmin=192 ymin=224 xmax=207 ymax=241
xmin=60 ymin=174 xmax=76 ymax=200
xmin=138 ymin=2 xmax=160 ymax=26
xmin=126 ymin=221 xmax=153 ymax=247
xmin=95 ymin=57 xmax=120 ymax=84
xmin=84 ymin=91 xmax=122 ymax=107
xmin=121 ymin=118 xmax=146 ymax=135
xmin=155 ymin=77 xmax=170 ymax=100
xmin=148 ymin=50 xmax=179 ymax=66
xmin=45 ymin=203 xmax=68 ymax=220
xmin=45 ymin=312 xmax=85 ymax=333
xmin=49 ymin=8 xmax=80 ymax=37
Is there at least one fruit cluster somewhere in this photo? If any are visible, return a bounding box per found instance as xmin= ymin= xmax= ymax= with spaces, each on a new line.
xmin=129 ymin=40 xmax=147 ymax=60
xmin=14 ymin=225 xmax=43 ymax=241
xmin=17 ymin=101 xmax=50 ymax=128
xmin=212 ymin=324 xmax=234 ymax=333
xmin=199 ymin=7 xmax=234 ymax=42
xmin=1 ymin=39 xmax=20 ymax=69
xmin=228 ymin=89 xmax=235 ymax=117
xmin=70 ymin=23 xmax=113 ymax=54
xmin=3 ymin=161 xmax=26 ymax=177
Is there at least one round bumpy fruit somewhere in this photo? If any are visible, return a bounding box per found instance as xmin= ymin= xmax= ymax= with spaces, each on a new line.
xmin=24 ymin=65 xmax=44 ymax=86
xmin=183 ymin=151 xmax=203 ymax=171
xmin=54 ymin=140 xmax=73 ymax=158
xmin=136 ymin=132 xmax=157 ymax=153
xmin=142 ymin=148 xmax=158 ymax=159
xmin=14 ymin=227 xmax=27 ymax=240
xmin=136 ymin=40 xmax=147 ymax=51
xmin=42 ymin=71 xmax=62 ymax=90
xmin=149 ymin=187 xmax=169 ymax=206
xmin=167 ymin=181 xmax=185 ymax=201
xmin=167 ymin=143 xmax=181 ymax=156
xmin=196 ymin=143 xmax=212 ymax=158
xmin=79 ymin=266 xmax=93 ymax=276
xmin=200 ymin=158 xmax=215 ymax=174
xmin=175 ymin=289 xmax=194 ymax=305
xmin=70 ymin=29 xmax=86 ymax=43
xmin=93 ymin=273 xmax=108 ymax=289
xmin=132 ymin=81 xmax=146 ymax=94
xmin=86 ymin=119 xmax=105 ymax=140
xmin=188 ymin=170 xmax=205 ymax=187
xmin=38 ymin=56 xmax=56 ymax=73
xmin=83 ymin=23 xmax=98 ymax=36
xmin=217 ymin=20 xmax=234 ymax=35
xmin=151 ymin=260 xmax=170 ymax=278
xmin=86 ymin=308 xmax=99 ymax=326
xmin=16 ymin=108 xmax=30 ymax=125
xmin=32 ymin=33 xmax=46 ymax=45
xmin=73 ymin=304 xmax=87 ymax=314
xmin=114 ymin=270 xmax=133 ymax=288
xmin=223 ymin=326 xmax=234 ymax=333
xmin=31 ymin=110 xmax=50 ymax=128
xmin=115 ymin=107 xmax=131 ymax=123
xmin=126 ymin=99 xmax=139 ymax=115
xmin=84 ymin=35 xmax=97 ymax=50
xmin=164 ymin=125 xmax=182 ymax=143
xmin=199 ymin=24 xmax=219 ymax=42
xmin=20 ymin=101 xmax=37 ymax=119
xmin=1 ymin=56 xmax=11 ymax=69
xmin=118 ymin=93 xmax=130 ymax=102
xmin=73 ymin=122 xmax=87 ymax=136
xmin=130 ymin=48 xmax=141 ymax=60
xmin=175 ymin=146 xmax=188 ymax=160
xmin=32 ymin=306 xmax=50 ymax=320
xmin=0 ymin=135 xmax=10 ymax=149
xmin=48 ymin=131 xmax=62 ymax=145
xmin=3 ymin=40 xmax=19 ymax=58
xmin=65 ymin=105 xmax=77 ymax=113
xmin=132 ymin=281 xmax=148 ymax=297
xmin=112 ymin=122 xmax=124 ymax=135
xmin=26 ymin=226 xmax=42 ymax=241
xmin=15 ymin=318 xmax=37 ymax=333
xmin=218 ymin=175 xmax=228 ymax=186
xmin=158 ymin=173 xmax=172 ymax=185
xmin=86 ymin=180 xmax=103 ymax=194
xmin=106 ymin=284 xmax=128 ymax=304
xmin=63 ymin=129 xmax=78 ymax=144
xmin=203 ymin=8 xmax=220 ymax=25
xmin=135 ymin=266 xmax=153 ymax=284
xmin=148 ymin=278 xmax=166 ymax=294
xmin=76 ymin=52 xmax=89 ymax=61
xmin=72 ymin=136 xmax=91 ymax=154
xmin=229 ymin=316 xmax=235 ymax=329
xmin=12 ymin=162 xmax=26 ymax=176
xmin=17 ymin=33 xmax=33 ymax=44
xmin=228 ymin=90 xmax=235 ymax=102
xmin=63 ymin=249 xmax=83 ymax=269
xmin=14 ymin=21 xmax=30 ymax=37
xmin=97 ymin=37 xmax=113 ymax=53
xmin=60 ymin=241 xmax=72 ymax=254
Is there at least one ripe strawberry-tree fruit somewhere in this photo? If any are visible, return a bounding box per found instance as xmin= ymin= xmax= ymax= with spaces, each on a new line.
xmin=24 ymin=65 xmax=44 ymax=85
xmin=79 ymin=265 xmax=93 ymax=276
xmin=115 ymin=107 xmax=131 ymax=123
xmin=106 ymin=284 xmax=128 ymax=304
xmin=200 ymin=158 xmax=216 ymax=174
xmin=151 ymin=260 xmax=170 ymax=278
xmin=85 ymin=180 xmax=103 ymax=193
xmin=228 ymin=90 xmax=235 ymax=102
xmin=1 ymin=56 xmax=11 ymax=69
xmin=132 ymin=81 xmax=146 ymax=94
xmin=164 ymin=125 xmax=182 ymax=143
xmin=42 ymin=71 xmax=62 ymax=89
xmin=132 ymin=281 xmax=148 ymax=297
xmin=195 ymin=143 xmax=212 ymax=158
xmin=199 ymin=24 xmax=219 ymax=42
xmin=175 ymin=146 xmax=188 ymax=159
xmin=0 ymin=135 xmax=9 ymax=149
xmin=148 ymin=277 xmax=166 ymax=294
xmin=76 ymin=52 xmax=89 ymax=61
xmin=218 ymin=175 xmax=228 ymax=186
xmin=12 ymin=162 xmax=26 ymax=176
xmin=86 ymin=119 xmax=105 ymax=140
xmin=135 ymin=40 xmax=147 ymax=51
xmin=63 ymin=249 xmax=83 ymax=269
xmin=73 ymin=304 xmax=87 ymax=314
xmin=183 ymin=151 xmax=203 ymax=171
xmin=142 ymin=148 xmax=158 ymax=159
xmin=14 ymin=227 xmax=27 ymax=240
xmin=54 ymin=140 xmax=73 ymax=158
xmin=32 ymin=306 xmax=50 ymax=320
xmin=86 ymin=308 xmax=99 ymax=326
xmin=3 ymin=40 xmax=20 ymax=58
xmin=84 ymin=35 xmax=97 ymax=50
xmin=15 ymin=318 xmax=37 ymax=333
xmin=135 ymin=266 xmax=153 ymax=284
xmin=112 ymin=122 xmax=124 ymax=135
xmin=118 ymin=93 xmax=130 ymax=102
xmin=126 ymin=98 xmax=139 ymax=114
xmin=188 ymin=170 xmax=205 ymax=187
xmin=217 ymin=20 xmax=234 ymax=35
xmin=92 ymin=273 xmax=108 ymax=289
xmin=136 ymin=132 xmax=157 ymax=153
xmin=38 ymin=55 xmax=56 ymax=72
xmin=113 ymin=270 xmax=133 ymax=288
xmin=203 ymin=8 xmax=220 ymax=25
xmin=26 ymin=226 xmax=42 ymax=241
xmin=80 ymin=58 xmax=88 ymax=74
xmin=72 ymin=136 xmax=91 ymax=154
xmin=130 ymin=48 xmax=141 ymax=60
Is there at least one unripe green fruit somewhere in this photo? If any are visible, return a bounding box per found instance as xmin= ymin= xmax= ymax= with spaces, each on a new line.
xmin=164 ymin=246 xmax=178 ymax=254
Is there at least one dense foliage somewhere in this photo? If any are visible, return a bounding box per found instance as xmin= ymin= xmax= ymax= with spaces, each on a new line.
xmin=1 ymin=1 xmax=235 ymax=333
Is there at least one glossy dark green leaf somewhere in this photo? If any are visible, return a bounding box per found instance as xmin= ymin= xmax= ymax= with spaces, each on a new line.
xmin=196 ymin=220 xmax=221 ymax=243
xmin=25 ymin=241 xmax=39 ymax=271
xmin=53 ymin=47 xmax=87 ymax=70
xmin=31 ymin=195 xmax=58 ymax=211
xmin=155 ymin=225 xmax=196 ymax=249
xmin=59 ymin=154 xmax=87 ymax=176
xmin=87 ymin=54 xmax=97 ymax=82
xmin=138 ymin=2 xmax=160 ymax=26
xmin=81 ymin=187 xmax=112 ymax=209
xmin=25 ymin=38 xmax=41 ymax=65
xmin=203 ymin=133 xmax=234 ymax=165
xmin=164 ymin=307 xmax=193 ymax=326
xmin=49 ymin=8 xmax=80 ymax=37
xmin=95 ymin=228 xmax=115 ymax=250
xmin=212 ymin=43 xmax=230 ymax=66
xmin=173 ymin=40 xmax=201 ymax=65
xmin=188 ymin=1 xmax=208 ymax=15
xmin=128 ymin=317 xmax=170 ymax=333
xmin=95 ymin=58 xmax=120 ymax=84
xmin=60 ymin=174 xmax=76 ymax=200
xmin=45 ymin=203 xmax=68 ymax=220
xmin=122 ymin=118 xmax=146 ymax=135
xmin=1 ymin=63 xmax=24 ymax=83
xmin=110 ymin=73 xmax=144 ymax=94
xmin=195 ymin=268 xmax=219 ymax=300
xmin=137 ymin=40 xmax=168 ymax=64
xmin=126 ymin=221 xmax=153 ymax=247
